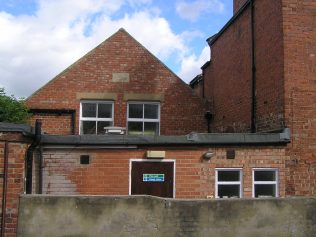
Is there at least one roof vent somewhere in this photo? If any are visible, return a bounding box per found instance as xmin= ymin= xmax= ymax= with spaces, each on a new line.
xmin=104 ymin=126 xmax=126 ymax=135
xmin=186 ymin=132 xmax=198 ymax=141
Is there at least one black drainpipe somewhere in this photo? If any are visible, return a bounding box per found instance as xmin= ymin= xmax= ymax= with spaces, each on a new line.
xmin=250 ymin=0 xmax=257 ymax=133
xmin=38 ymin=146 xmax=43 ymax=194
xmin=202 ymin=73 xmax=205 ymax=99
xmin=205 ymin=111 xmax=213 ymax=133
xmin=25 ymin=120 xmax=42 ymax=194
xmin=1 ymin=141 xmax=9 ymax=237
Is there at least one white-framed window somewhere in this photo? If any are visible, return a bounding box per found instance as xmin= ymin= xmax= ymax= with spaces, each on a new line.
xmin=215 ymin=168 xmax=243 ymax=198
xmin=127 ymin=102 xmax=160 ymax=136
xmin=252 ymin=168 xmax=278 ymax=198
xmin=80 ymin=100 xmax=114 ymax=135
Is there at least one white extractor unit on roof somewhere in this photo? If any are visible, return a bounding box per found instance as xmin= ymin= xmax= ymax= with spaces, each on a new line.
xmin=104 ymin=126 xmax=126 ymax=135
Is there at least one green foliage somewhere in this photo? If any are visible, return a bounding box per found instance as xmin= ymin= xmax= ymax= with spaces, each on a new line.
xmin=0 ymin=88 xmax=30 ymax=123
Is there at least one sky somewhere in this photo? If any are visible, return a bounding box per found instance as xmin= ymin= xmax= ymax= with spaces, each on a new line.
xmin=0 ymin=0 xmax=233 ymax=98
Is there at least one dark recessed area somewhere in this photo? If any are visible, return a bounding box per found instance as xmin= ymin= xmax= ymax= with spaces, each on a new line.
xmin=226 ymin=149 xmax=236 ymax=159
xmin=80 ymin=155 xmax=90 ymax=165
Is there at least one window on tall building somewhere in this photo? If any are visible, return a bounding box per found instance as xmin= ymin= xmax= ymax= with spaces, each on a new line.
xmin=127 ymin=102 xmax=160 ymax=136
xmin=253 ymin=169 xmax=278 ymax=198
xmin=215 ymin=169 xmax=242 ymax=198
xmin=80 ymin=101 xmax=113 ymax=134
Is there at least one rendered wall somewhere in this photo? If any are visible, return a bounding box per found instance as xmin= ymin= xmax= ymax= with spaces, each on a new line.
xmin=17 ymin=195 xmax=316 ymax=237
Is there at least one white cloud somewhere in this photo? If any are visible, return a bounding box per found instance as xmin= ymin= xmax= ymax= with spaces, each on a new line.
xmin=0 ymin=0 xmax=206 ymax=98
xmin=91 ymin=11 xmax=187 ymax=60
xmin=127 ymin=0 xmax=152 ymax=7
xmin=176 ymin=0 xmax=224 ymax=22
xmin=177 ymin=46 xmax=210 ymax=83
xmin=180 ymin=30 xmax=204 ymax=43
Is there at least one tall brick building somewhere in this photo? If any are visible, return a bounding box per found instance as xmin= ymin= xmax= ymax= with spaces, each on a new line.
xmin=0 ymin=0 xmax=315 ymax=235
xmin=191 ymin=0 xmax=316 ymax=195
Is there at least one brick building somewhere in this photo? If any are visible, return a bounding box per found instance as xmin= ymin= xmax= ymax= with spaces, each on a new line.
xmin=191 ymin=0 xmax=316 ymax=195
xmin=26 ymin=28 xmax=208 ymax=136
xmin=24 ymin=27 xmax=291 ymax=200
xmin=0 ymin=124 xmax=33 ymax=236
xmin=0 ymin=0 xmax=315 ymax=235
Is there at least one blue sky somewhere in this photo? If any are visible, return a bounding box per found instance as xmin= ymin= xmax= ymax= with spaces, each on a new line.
xmin=0 ymin=0 xmax=233 ymax=98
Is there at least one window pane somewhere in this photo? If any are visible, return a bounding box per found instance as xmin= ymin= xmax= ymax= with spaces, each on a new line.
xmin=82 ymin=103 xmax=96 ymax=117
xmin=98 ymin=104 xmax=112 ymax=118
xmin=218 ymin=185 xmax=240 ymax=198
xmin=144 ymin=122 xmax=159 ymax=136
xmin=255 ymin=184 xmax=276 ymax=197
xmin=255 ymin=171 xmax=276 ymax=181
xmin=129 ymin=104 xmax=143 ymax=118
xmin=97 ymin=121 xmax=112 ymax=135
xmin=128 ymin=122 xmax=143 ymax=135
xmin=218 ymin=171 xmax=240 ymax=181
xmin=144 ymin=104 xmax=158 ymax=119
xmin=82 ymin=121 xmax=96 ymax=134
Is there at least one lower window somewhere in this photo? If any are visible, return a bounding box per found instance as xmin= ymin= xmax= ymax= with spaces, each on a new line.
xmin=252 ymin=169 xmax=278 ymax=198
xmin=215 ymin=169 xmax=242 ymax=198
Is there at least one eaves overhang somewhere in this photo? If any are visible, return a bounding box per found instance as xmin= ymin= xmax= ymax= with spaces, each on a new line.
xmin=40 ymin=128 xmax=291 ymax=148
xmin=201 ymin=61 xmax=211 ymax=70
xmin=0 ymin=122 xmax=33 ymax=136
xmin=207 ymin=0 xmax=251 ymax=46
xmin=189 ymin=74 xmax=203 ymax=87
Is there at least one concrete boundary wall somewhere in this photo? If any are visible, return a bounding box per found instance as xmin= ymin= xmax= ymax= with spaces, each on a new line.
xmin=17 ymin=195 xmax=316 ymax=237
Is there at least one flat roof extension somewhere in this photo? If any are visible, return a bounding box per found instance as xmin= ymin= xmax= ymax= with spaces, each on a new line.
xmin=40 ymin=128 xmax=290 ymax=147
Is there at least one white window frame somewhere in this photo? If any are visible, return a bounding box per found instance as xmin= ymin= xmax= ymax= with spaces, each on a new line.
xmin=252 ymin=168 xmax=279 ymax=198
xmin=127 ymin=101 xmax=160 ymax=135
xmin=79 ymin=100 xmax=114 ymax=135
xmin=215 ymin=168 xmax=243 ymax=198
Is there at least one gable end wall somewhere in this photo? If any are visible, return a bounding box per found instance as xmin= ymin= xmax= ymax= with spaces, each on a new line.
xmin=26 ymin=29 xmax=208 ymax=135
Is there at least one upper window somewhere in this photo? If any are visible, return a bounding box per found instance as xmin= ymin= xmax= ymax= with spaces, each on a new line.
xmin=215 ymin=169 xmax=242 ymax=198
xmin=252 ymin=169 xmax=278 ymax=198
xmin=80 ymin=101 xmax=113 ymax=135
xmin=127 ymin=102 xmax=160 ymax=136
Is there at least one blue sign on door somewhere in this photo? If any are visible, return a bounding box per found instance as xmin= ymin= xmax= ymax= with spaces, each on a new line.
xmin=143 ymin=174 xmax=165 ymax=182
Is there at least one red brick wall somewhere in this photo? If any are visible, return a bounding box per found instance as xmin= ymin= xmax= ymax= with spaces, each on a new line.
xmin=26 ymin=29 xmax=208 ymax=135
xmin=204 ymin=0 xmax=284 ymax=132
xmin=41 ymin=146 xmax=288 ymax=199
xmin=204 ymin=8 xmax=252 ymax=132
xmin=282 ymin=0 xmax=316 ymax=195
xmin=234 ymin=0 xmax=248 ymax=13
xmin=0 ymin=138 xmax=29 ymax=237
xmin=285 ymin=90 xmax=316 ymax=195
xmin=30 ymin=114 xmax=73 ymax=135
xmin=255 ymin=0 xmax=285 ymax=131
xmin=191 ymin=83 xmax=204 ymax=99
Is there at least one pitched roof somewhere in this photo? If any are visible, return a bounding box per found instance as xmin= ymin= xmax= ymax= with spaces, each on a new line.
xmin=26 ymin=28 xmax=189 ymax=101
